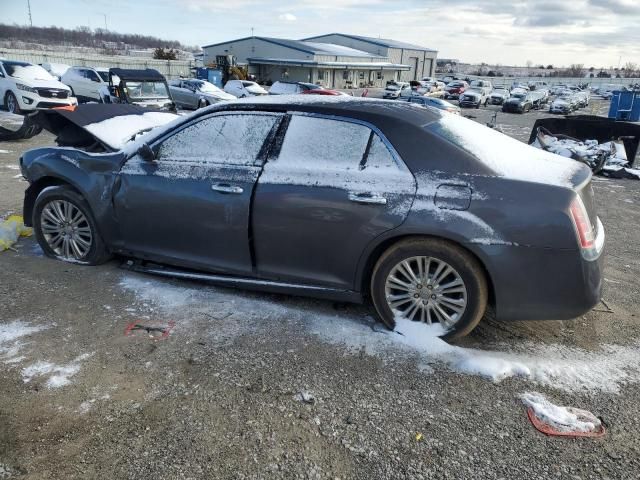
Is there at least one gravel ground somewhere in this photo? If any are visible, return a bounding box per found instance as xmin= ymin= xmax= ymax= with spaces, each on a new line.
xmin=1 ymin=99 xmax=640 ymax=480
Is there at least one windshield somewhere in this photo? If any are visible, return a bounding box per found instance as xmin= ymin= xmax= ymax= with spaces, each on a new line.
xmin=386 ymin=84 xmax=400 ymax=90
xmin=241 ymin=81 xmax=256 ymax=87
xmin=493 ymin=89 xmax=507 ymax=94
xmin=511 ymin=94 xmax=525 ymax=99
xmin=4 ymin=62 xmax=54 ymax=81
xmin=124 ymin=81 xmax=169 ymax=100
xmin=97 ymin=71 xmax=109 ymax=82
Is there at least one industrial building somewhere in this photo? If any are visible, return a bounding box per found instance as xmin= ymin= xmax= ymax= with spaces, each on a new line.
xmin=201 ymin=34 xmax=437 ymax=89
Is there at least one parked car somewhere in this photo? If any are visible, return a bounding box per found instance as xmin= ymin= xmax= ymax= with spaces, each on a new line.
xmin=469 ymin=79 xmax=493 ymax=97
xmin=268 ymin=81 xmax=337 ymax=95
xmin=61 ymin=66 xmax=110 ymax=103
xmin=459 ymin=87 xmax=488 ymax=108
xmin=489 ymin=87 xmax=510 ymax=105
xmin=549 ymin=93 xmax=578 ymax=114
xmin=550 ymin=84 xmax=568 ymax=96
xmin=402 ymin=95 xmax=460 ymax=114
xmin=19 ymin=97 xmax=605 ymax=340
xmin=40 ymin=63 xmax=71 ymax=80
xmin=502 ymin=92 xmax=533 ymax=113
xmin=99 ymin=68 xmax=176 ymax=112
xmin=529 ymin=89 xmax=549 ymax=109
xmin=0 ymin=60 xmax=76 ymax=113
xmin=224 ymin=80 xmax=268 ymax=98
xmin=444 ymin=81 xmax=469 ymax=100
xmin=383 ymin=81 xmax=411 ymax=99
xmin=169 ymin=79 xmax=235 ymax=109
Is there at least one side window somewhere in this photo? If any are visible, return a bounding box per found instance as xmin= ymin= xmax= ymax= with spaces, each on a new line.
xmin=86 ymin=70 xmax=100 ymax=82
xmin=158 ymin=114 xmax=279 ymax=166
xmin=277 ymin=116 xmax=371 ymax=171
xmin=365 ymin=134 xmax=398 ymax=171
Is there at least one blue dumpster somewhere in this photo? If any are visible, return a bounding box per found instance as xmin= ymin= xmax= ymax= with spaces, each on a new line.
xmin=608 ymin=90 xmax=640 ymax=121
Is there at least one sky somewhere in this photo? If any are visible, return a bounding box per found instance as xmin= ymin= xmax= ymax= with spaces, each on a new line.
xmin=3 ymin=0 xmax=640 ymax=67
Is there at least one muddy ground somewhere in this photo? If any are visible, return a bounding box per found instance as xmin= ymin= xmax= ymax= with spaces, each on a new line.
xmin=1 ymin=99 xmax=640 ymax=479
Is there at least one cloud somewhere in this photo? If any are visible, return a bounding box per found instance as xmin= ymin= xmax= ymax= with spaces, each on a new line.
xmin=278 ymin=13 xmax=297 ymax=21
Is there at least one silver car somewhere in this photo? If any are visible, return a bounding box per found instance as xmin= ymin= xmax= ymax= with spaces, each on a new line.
xmin=169 ymin=79 xmax=236 ymax=109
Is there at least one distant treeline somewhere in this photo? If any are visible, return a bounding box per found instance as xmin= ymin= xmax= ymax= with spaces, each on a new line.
xmin=0 ymin=23 xmax=194 ymax=51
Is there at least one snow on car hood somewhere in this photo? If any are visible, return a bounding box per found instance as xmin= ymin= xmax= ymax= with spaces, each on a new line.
xmin=246 ymin=84 xmax=267 ymax=95
xmin=84 ymin=111 xmax=178 ymax=150
xmin=20 ymin=78 xmax=71 ymax=91
xmin=436 ymin=113 xmax=585 ymax=188
xmin=462 ymin=90 xmax=481 ymax=99
xmin=204 ymin=90 xmax=236 ymax=101
xmin=552 ymin=98 xmax=570 ymax=107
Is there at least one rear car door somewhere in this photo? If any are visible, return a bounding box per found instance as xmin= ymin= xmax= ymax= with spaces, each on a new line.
xmin=113 ymin=112 xmax=282 ymax=275
xmin=84 ymin=69 xmax=102 ymax=100
xmin=252 ymin=113 xmax=417 ymax=290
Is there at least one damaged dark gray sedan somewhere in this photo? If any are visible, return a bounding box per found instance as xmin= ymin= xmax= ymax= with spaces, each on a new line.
xmin=20 ymin=98 xmax=605 ymax=339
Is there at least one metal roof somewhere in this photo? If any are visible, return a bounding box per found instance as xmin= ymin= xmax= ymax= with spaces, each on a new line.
xmin=247 ymin=57 xmax=410 ymax=70
xmin=303 ymin=33 xmax=437 ymax=52
xmin=202 ymin=36 xmax=383 ymax=58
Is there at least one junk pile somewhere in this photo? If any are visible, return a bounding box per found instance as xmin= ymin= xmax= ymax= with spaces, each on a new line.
xmin=0 ymin=215 xmax=33 ymax=252
xmin=528 ymin=116 xmax=640 ymax=180
xmin=533 ymin=127 xmax=639 ymax=179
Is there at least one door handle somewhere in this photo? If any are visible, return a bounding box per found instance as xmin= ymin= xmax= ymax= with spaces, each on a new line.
xmin=211 ymin=183 xmax=243 ymax=194
xmin=348 ymin=192 xmax=387 ymax=205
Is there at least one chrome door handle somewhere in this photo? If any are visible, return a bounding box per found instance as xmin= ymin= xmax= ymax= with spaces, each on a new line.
xmin=348 ymin=192 xmax=387 ymax=205
xmin=211 ymin=184 xmax=243 ymax=194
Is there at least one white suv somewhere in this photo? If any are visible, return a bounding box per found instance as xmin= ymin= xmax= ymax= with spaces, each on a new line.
xmin=0 ymin=60 xmax=76 ymax=113
xmin=61 ymin=66 xmax=110 ymax=103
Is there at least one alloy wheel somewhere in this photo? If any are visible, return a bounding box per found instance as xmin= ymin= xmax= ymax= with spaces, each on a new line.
xmin=7 ymin=94 xmax=18 ymax=113
xmin=384 ymin=256 xmax=467 ymax=328
xmin=40 ymin=199 xmax=93 ymax=260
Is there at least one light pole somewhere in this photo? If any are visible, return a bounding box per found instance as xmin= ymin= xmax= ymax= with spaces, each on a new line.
xmin=27 ymin=0 xmax=33 ymax=27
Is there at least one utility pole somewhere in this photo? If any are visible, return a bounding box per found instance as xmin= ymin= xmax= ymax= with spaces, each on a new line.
xmin=27 ymin=0 xmax=33 ymax=27
xmin=102 ymin=13 xmax=108 ymax=31
xmin=251 ymin=27 xmax=254 ymax=37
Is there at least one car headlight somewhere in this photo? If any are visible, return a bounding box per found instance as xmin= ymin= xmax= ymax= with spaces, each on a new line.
xmin=16 ymin=83 xmax=37 ymax=93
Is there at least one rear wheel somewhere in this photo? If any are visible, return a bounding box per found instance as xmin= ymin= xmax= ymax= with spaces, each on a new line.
xmin=33 ymin=185 xmax=110 ymax=265
xmin=5 ymin=91 xmax=21 ymax=114
xmin=197 ymin=98 xmax=208 ymax=109
xmin=371 ymin=238 xmax=488 ymax=340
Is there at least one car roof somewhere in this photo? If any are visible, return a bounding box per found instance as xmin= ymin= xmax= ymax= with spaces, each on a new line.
xmin=109 ymin=68 xmax=165 ymax=81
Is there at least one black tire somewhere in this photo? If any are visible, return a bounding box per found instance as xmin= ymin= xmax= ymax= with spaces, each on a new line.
xmin=5 ymin=91 xmax=21 ymax=114
xmin=33 ymin=185 xmax=111 ymax=265
xmin=370 ymin=238 xmax=488 ymax=340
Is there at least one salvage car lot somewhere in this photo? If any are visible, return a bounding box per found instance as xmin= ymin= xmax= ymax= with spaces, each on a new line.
xmin=2 ymin=99 xmax=640 ymax=479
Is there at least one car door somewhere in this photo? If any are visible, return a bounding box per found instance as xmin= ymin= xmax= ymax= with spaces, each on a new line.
xmin=0 ymin=64 xmax=8 ymax=99
xmin=184 ymin=81 xmax=199 ymax=109
xmin=84 ymin=69 xmax=102 ymax=100
xmin=252 ymin=113 xmax=417 ymax=290
xmin=113 ymin=112 xmax=283 ymax=275
xmin=169 ymin=81 xmax=187 ymax=108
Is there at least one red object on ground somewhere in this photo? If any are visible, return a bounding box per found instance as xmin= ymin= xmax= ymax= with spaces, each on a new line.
xmin=124 ymin=320 xmax=175 ymax=340
xmin=526 ymin=407 xmax=606 ymax=438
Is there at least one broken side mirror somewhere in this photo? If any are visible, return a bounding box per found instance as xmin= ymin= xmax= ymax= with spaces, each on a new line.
xmin=139 ymin=143 xmax=156 ymax=162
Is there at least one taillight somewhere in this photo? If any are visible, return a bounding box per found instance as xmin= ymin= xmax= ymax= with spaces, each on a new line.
xmin=570 ymin=196 xmax=595 ymax=249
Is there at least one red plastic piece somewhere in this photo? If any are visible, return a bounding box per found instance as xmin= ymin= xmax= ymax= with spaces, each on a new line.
xmin=526 ymin=407 xmax=606 ymax=438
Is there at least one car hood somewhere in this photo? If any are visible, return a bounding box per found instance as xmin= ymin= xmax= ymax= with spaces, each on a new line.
xmin=34 ymin=104 xmax=178 ymax=151
xmin=505 ymin=97 xmax=525 ymax=105
xmin=16 ymin=78 xmax=71 ymax=91
xmin=203 ymin=90 xmax=236 ymax=101
xmin=461 ymin=91 xmax=481 ymax=99
xmin=246 ymin=85 xmax=268 ymax=94
xmin=552 ymin=99 xmax=570 ymax=107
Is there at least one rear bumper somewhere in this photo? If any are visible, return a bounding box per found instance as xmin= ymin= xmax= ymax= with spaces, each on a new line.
xmin=470 ymin=240 xmax=604 ymax=322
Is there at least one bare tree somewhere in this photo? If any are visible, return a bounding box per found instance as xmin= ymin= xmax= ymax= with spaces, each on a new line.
xmin=567 ymin=64 xmax=585 ymax=77
xmin=622 ymin=62 xmax=638 ymax=78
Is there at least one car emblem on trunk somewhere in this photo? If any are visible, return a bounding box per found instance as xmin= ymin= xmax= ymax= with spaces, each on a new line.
xmin=52 ymin=92 xmax=57 ymax=97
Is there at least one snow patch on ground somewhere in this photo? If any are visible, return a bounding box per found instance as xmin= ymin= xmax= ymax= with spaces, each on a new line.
xmin=0 ymin=149 xmax=12 ymax=154
xmin=118 ymin=274 xmax=640 ymax=393
xmin=521 ymin=392 xmax=602 ymax=433
xmin=0 ymin=320 xmax=48 ymax=363
xmin=22 ymin=353 xmax=93 ymax=388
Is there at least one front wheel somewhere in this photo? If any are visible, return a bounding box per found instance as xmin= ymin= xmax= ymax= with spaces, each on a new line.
xmin=33 ymin=185 xmax=110 ymax=265
xmin=370 ymin=238 xmax=488 ymax=340
xmin=5 ymin=91 xmax=21 ymax=114
xmin=197 ymin=98 xmax=208 ymax=109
